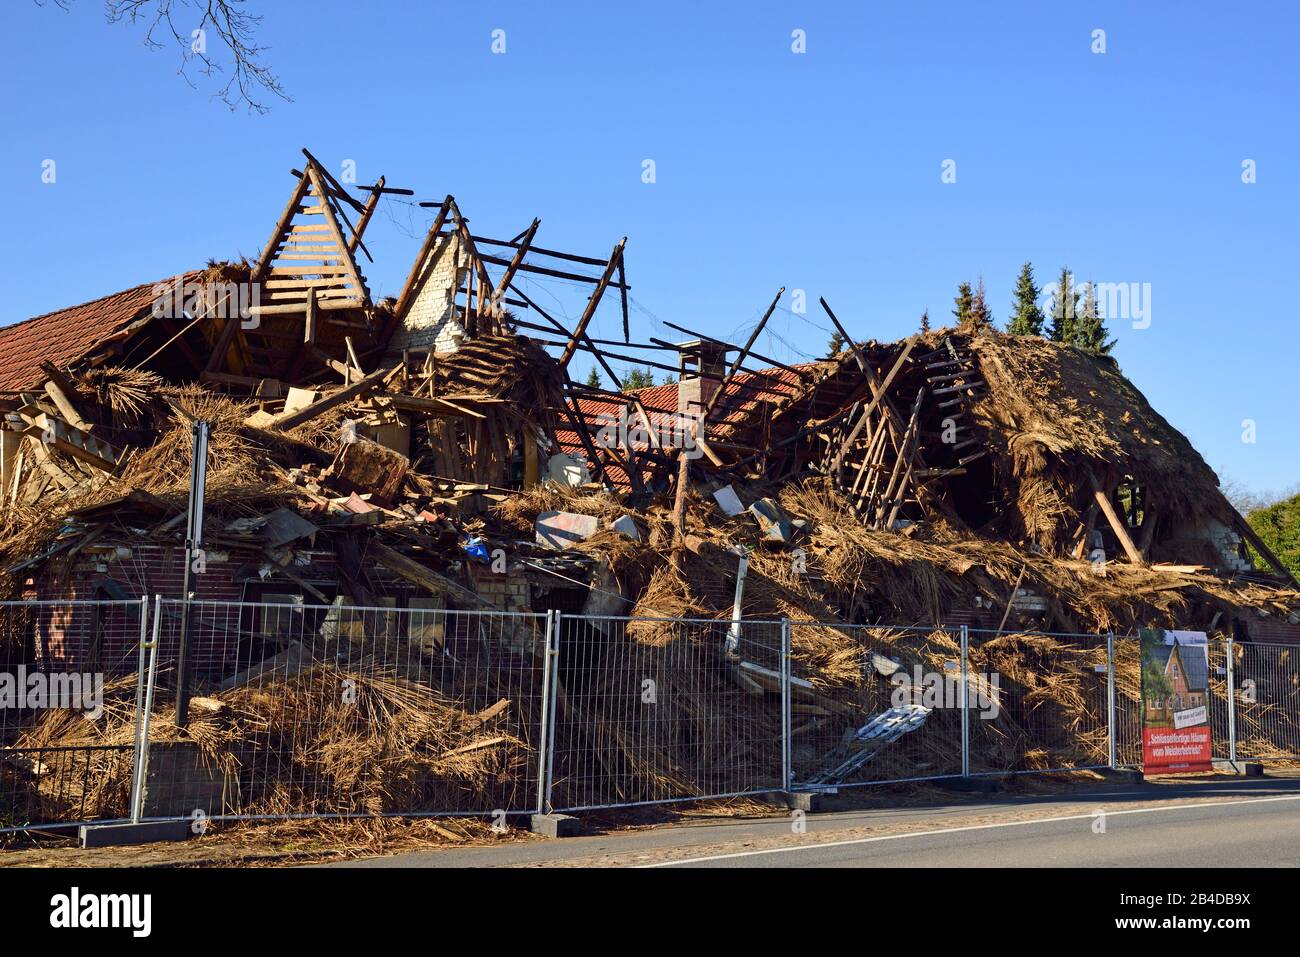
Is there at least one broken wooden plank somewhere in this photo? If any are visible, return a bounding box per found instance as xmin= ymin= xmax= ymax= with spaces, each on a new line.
xmin=369 ymin=541 xmax=500 ymax=610
xmin=21 ymin=414 xmax=120 ymax=472
xmin=440 ymin=736 xmax=509 ymax=758
xmin=260 ymin=365 xmax=393 ymax=431
xmin=464 ymin=698 xmax=510 ymax=729
xmin=39 ymin=362 xmax=93 ymax=433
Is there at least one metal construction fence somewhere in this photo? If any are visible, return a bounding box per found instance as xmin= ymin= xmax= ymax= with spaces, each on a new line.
xmin=0 ymin=599 xmax=149 ymax=834
xmin=2 ymin=596 xmax=1299 ymax=835
xmin=141 ymin=598 xmax=553 ymax=824
xmin=789 ymin=624 xmax=964 ymax=788
xmin=1222 ymin=638 xmax=1300 ymax=762
xmin=548 ymin=615 xmax=786 ymax=811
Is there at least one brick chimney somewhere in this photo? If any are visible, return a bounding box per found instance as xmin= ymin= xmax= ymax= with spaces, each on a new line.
xmin=676 ymin=339 xmax=730 ymax=417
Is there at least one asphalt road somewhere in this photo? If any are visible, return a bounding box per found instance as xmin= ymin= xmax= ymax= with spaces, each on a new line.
xmin=644 ymin=792 xmax=1300 ymax=867
xmin=329 ymin=773 xmax=1300 ymax=868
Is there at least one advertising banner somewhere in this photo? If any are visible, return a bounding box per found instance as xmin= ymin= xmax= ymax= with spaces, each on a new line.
xmin=1140 ymin=628 xmax=1213 ymax=775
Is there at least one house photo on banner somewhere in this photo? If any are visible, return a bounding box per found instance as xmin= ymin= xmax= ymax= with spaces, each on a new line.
xmin=1140 ymin=628 xmax=1213 ymax=775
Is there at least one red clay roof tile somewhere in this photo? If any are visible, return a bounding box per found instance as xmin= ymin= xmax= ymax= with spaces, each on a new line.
xmin=557 ymin=363 xmax=817 ymax=487
xmin=0 ymin=273 xmax=199 ymax=393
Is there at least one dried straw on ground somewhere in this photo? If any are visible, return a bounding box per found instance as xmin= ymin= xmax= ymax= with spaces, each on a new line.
xmin=14 ymin=665 xmax=532 ymax=821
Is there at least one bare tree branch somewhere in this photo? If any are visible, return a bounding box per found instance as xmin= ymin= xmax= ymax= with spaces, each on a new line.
xmin=35 ymin=0 xmax=289 ymax=113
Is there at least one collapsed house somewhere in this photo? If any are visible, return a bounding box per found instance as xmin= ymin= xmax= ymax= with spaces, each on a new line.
xmin=0 ymin=150 xmax=628 ymax=664
xmin=1 ymin=149 xmax=1297 ymax=819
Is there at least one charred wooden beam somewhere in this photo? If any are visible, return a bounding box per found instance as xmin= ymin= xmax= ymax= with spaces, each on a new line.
xmin=489 ymin=218 xmax=540 ymax=324
xmin=349 ymin=175 xmax=386 ymax=254
xmin=703 ymin=286 xmax=785 ymax=421
xmin=558 ymin=238 xmax=627 ymax=369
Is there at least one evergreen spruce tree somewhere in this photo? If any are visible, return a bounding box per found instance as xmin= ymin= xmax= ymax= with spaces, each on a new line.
xmin=1047 ymin=266 xmax=1080 ymax=343
xmin=1073 ymin=280 xmax=1116 ymax=354
xmin=920 ymin=309 xmax=931 ymax=333
xmin=1007 ymin=261 xmax=1045 ymax=336
xmin=962 ymin=276 xmax=993 ymax=333
xmin=826 ymin=330 xmax=846 ymax=357
xmin=621 ymin=367 xmax=656 ymax=391
xmin=952 ymin=281 xmax=974 ymax=327
xmin=584 ymin=367 xmax=601 ymax=389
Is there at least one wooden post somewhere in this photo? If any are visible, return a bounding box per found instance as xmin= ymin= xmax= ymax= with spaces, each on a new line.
xmin=671 ymin=448 xmax=690 ymax=546
xmin=304 ymin=287 xmax=318 ymax=345
xmin=1092 ymin=480 xmax=1145 ymax=565
xmin=1072 ymin=501 xmax=1099 ymax=559
xmin=1137 ymin=508 xmax=1158 ymax=559
xmin=0 ymin=429 xmax=19 ymax=494
xmin=523 ymin=430 xmax=539 ymax=488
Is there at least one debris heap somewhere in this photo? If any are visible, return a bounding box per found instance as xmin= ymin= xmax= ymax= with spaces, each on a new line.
xmin=1 ymin=148 xmax=1297 ymax=819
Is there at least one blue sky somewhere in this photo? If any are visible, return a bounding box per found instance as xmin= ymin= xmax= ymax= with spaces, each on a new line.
xmin=2 ymin=1 xmax=1296 ymax=493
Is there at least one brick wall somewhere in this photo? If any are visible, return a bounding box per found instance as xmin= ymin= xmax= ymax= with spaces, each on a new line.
xmin=1202 ymin=519 xmax=1254 ymax=574
xmin=25 ymin=536 xmax=543 ymax=678
xmin=28 ymin=542 xmax=340 ymax=677
xmin=468 ymin=564 xmax=532 ymax=613
xmin=390 ymin=233 xmax=466 ymax=353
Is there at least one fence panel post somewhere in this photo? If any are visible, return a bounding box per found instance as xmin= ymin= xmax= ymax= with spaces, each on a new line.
xmin=127 ymin=595 xmax=151 ymax=824
xmin=959 ymin=624 xmax=970 ymax=777
xmin=536 ymin=609 xmax=556 ymax=815
xmin=130 ymin=595 xmax=164 ymax=823
xmin=542 ymin=611 xmax=562 ymax=814
xmin=1226 ymin=635 xmax=1237 ymax=765
xmin=781 ymin=618 xmax=792 ymax=790
xmin=1106 ymin=631 xmax=1117 ymax=769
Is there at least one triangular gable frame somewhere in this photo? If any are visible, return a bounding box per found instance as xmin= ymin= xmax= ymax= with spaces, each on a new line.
xmin=250 ymin=159 xmax=369 ymax=318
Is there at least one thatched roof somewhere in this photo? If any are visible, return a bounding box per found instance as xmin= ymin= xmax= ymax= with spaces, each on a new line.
xmin=969 ymin=334 xmax=1221 ymax=498
xmin=940 ymin=331 xmax=1237 ymax=548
